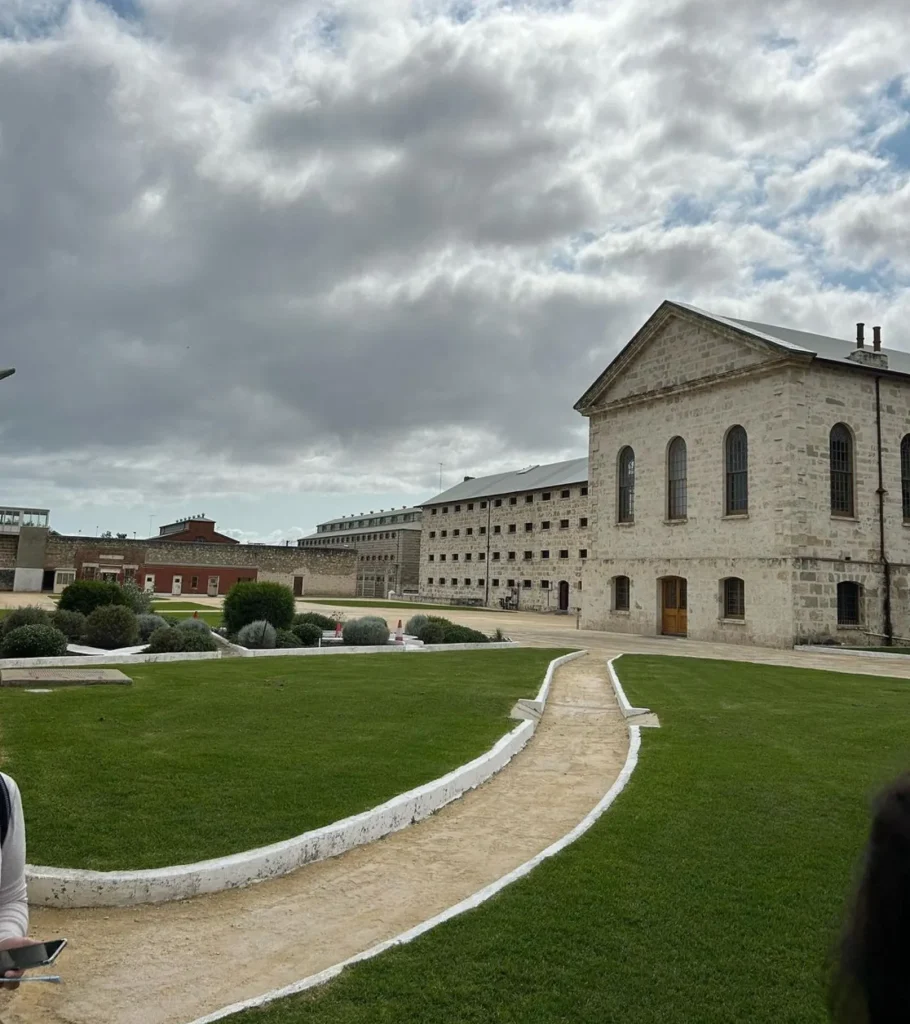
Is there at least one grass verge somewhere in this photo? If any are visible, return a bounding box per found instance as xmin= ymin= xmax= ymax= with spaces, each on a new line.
xmin=0 ymin=649 xmax=567 ymax=870
xmin=238 ymin=655 xmax=909 ymax=1024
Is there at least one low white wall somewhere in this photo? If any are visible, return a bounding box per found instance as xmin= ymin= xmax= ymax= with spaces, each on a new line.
xmin=605 ymin=655 xmax=650 ymax=718
xmin=230 ymin=641 xmax=518 ymax=657
xmin=0 ymin=651 xmax=223 ymax=670
xmin=26 ymin=650 xmax=584 ymax=908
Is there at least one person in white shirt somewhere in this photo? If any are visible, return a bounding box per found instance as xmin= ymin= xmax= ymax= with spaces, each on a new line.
xmin=0 ymin=773 xmax=32 ymax=990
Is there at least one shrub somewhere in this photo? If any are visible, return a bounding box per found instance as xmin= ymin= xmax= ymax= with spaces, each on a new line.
xmin=175 ymin=630 xmax=218 ymax=653
xmin=293 ymin=611 xmax=338 ymax=632
xmin=275 ymin=629 xmax=302 ymax=648
xmin=136 ymin=613 xmax=169 ymax=642
xmin=120 ymin=580 xmax=153 ymax=615
xmin=0 ymin=624 xmax=68 ymax=659
xmin=159 ymin=614 xmax=184 ymax=627
xmin=492 ymin=627 xmax=508 ymax=642
xmin=51 ymin=609 xmax=88 ymax=642
xmin=177 ymin=617 xmax=211 ymax=633
xmin=342 ymin=616 xmax=390 ymax=646
xmin=85 ymin=604 xmax=140 ymax=650
xmin=146 ymin=627 xmax=183 ymax=653
xmin=291 ymin=622 xmax=322 ymax=647
xmin=427 ymin=615 xmax=453 ymax=628
xmin=405 ymin=614 xmax=428 ymax=637
xmin=442 ymin=625 xmax=490 ymax=645
xmin=2 ymin=606 xmax=51 ymax=636
xmin=237 ymin=620 xmax=277 ymax=649
xmin=59 ymin=579 xmax=129 ymax=616
xmin=223 ymin=582 xmax=295 ymax=633
xmin=417 ymin=622 xmax=446 ymax=645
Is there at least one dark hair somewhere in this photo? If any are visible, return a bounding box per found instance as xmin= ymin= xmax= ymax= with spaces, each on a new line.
xmin=830 ymin=774 xmax=910 ymax=1023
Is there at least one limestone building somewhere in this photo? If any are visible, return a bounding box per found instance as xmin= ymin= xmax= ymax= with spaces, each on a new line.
xmin=298 ymin=507 xmax=422 ymax=597
xmin=419 ymin=462 xmax=590 ymax=612
xmin=576 ymin=299 xmax=910 ymax=648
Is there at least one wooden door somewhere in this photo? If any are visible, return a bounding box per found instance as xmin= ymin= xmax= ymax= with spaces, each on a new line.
xmin=661 ymin=577 xmax=687 ymax=636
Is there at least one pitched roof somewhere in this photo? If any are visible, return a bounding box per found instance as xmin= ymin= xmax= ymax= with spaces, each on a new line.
xmin=422 ymin=457 xmax=588 ymax=506
xmin=576 ymin=299 xmax=910 ymax=412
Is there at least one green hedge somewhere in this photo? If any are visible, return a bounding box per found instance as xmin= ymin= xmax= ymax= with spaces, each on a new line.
xmin=59 ymin=580 xmax=129 ymax=617
xmin=223 ymin=582 xmax=295 ymax=633
xmin=0 ymin=624 xmax=69 ymax=659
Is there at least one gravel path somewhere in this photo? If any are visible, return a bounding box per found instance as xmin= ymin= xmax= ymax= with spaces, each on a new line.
xmin=4 ymin=654 xmax=628 ymax=1024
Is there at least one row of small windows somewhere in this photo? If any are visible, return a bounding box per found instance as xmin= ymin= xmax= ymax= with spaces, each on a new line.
xmin=359 ymin=554 xmax=399 ymax=562
xmin=429 ymin=550 xmax=587 ymax=562
xmin=426 ymin=578 xmax=580 ymax=590
xmin=430 ymin=488 xmax=588 ymax=516
xmin=429 ymin=519 xmax=587 ymax=539
xmin=610 ymin=575 xmax=863 ymax=626
xmin=319 ymin=512 xmax=418 ymax=532
xmin=304 ymin=531 xmax=398 ymax=547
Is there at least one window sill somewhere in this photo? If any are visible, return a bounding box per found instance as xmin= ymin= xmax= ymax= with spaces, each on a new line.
xmin=830 ymin=515 xmax=858 ymax=523
xmin=615 ymin=521 xmax=635 ymax=528
xmin=721 ymin=514 xmax=749 ymax=521
xmin=837 ymin=623 xmax=862 ymax=630
xmin=612 ymin=609 xmax=631 ymax=616
xmin=663 ymin=518 xmax=688 ymax=525
xmin=720 ymin=617 xmax=747 ymax=625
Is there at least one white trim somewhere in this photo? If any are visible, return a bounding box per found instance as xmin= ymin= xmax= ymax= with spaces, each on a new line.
xmin=794 ymin=644 xmax=910 ymax=661
xmin=606 ymin=654 xmax=650 ymax=718
xmin=185 ymin=682 xmax=640 ymax=1023
xmin=26 ymin=651 xmax=584 ymax=908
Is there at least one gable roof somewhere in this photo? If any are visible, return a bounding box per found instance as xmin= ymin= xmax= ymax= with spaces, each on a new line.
xmin=575 ymin=300 xmax=910 ymax=413
xmin=422 ymin=457 xmax=588 ymax=506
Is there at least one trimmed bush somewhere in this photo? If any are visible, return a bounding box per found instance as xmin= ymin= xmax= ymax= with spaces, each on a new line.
xmin=442 ymin=625 xmax=490 ymax=645
xmin=405 ymin=614 xmax=429 ymax=637
xmin=145 ymin=627 xmax=183 ymax=653
xmin=120 ymin=580 xmax=153 ymax=615
xmin=174 ymin=630 xmax=218 ymax=653
xmin=51 ymin=608 xmax=88 ymax=642
xmin=137 ymin=614 xmax=169 ymax=642
xmin=2 ymin=606 xmax=51 ymax=636
xmin=342 ymin=616 xmax=390 ymax=646
xmin=427 ymin=616 xmax=454 ymax=628
xmin=59 ymin=579 xmax=129 ymax=616
xmin=291 ymin=622 xmax=322 ymax=647
xmin=0 ymin=624 xmax=68 ymax=659
xmin=159 ymin=614 xmax=183 ymax=627
xmin=85 ymin=605 xmax=140 ymax=650
xmin=417 ymin=622 xmax=446 ymax=645
xmin=293 ymin=611 xmax=338 ymax=632
xmin=237 ymin=620 xmax=277 ymax=650
xmin=223 ymin=582 xmax=295 ymax=633
xmin=177 ymin=617 xmax=211 ymax=633
xmin=275 ymin=629 xmax=302 ymax=648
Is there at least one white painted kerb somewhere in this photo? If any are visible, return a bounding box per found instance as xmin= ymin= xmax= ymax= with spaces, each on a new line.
xmin=26 ymin=650 xmax=586 ymax=908
xmin=185 ymin=656 xmax=640 ymax=1024
xmin=606 ymin=655 xmax=650 ymax=718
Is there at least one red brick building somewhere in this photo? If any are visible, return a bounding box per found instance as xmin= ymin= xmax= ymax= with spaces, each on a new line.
xmin=154 ymin=514 xmax=239 ymax=545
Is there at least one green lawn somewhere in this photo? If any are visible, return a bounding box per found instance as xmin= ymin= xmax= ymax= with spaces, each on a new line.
xmin=151 ymin=601 xmax=219 ymax=612
xmin=240 ymin=655 xmax=908 ymax=1024
xmin=304 ymin=599 xmax=502 ymax=612
xmin=0 ymin=649 xmax=566 ymax=871
xmin=156 ymin=609 xmax=223 ymax=627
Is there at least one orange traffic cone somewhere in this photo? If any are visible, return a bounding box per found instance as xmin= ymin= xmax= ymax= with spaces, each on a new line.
xmin=193 ymin=610 xmax=199 ymax=619
xmin=395 ymin=619 xmax=404 ymax=644
xmin=335 ymin=621 xmax=342 ymax=637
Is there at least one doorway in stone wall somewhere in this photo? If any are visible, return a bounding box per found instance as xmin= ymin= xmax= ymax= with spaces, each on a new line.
xmin=558 ymin=580 xmax=570 ymax=611
xmin=660 ymin=576 xmax=688 ymax=636
xmin=293 ymin=576 xmax=304 ymax=597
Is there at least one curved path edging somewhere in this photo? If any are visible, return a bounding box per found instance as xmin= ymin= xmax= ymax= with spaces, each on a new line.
xmin=184 ymin=656 xmax=641 ymax=1024
xmin=605 ymin=654 xmax=650 ymax=717
xmin=25 ymin=650 xmax=585 ymax=909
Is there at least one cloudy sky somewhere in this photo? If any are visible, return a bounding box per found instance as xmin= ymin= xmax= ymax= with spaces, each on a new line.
xmin=1 ymin=0 xmax=909 ymax=541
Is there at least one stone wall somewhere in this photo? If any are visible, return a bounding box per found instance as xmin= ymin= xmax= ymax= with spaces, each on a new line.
xmin=419 ymin=483 xmax=590 ymax=611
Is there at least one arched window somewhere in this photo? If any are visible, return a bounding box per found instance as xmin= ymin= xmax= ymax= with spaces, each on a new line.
xmin=725 ymin=426 xmax=748 ymax=515
xmin=667 ymin=437 xmax=687 ymax=520
xmin=902 ymin=435 xmax=910 ymax=521
xmin=613 ymin=575 xmax=630 ymax=611
xmin=830 ymin=424 xmax=854 ymax=517
xmin=837 ymin=581 xmax=862 ymax=626
xmin=722 ymin=577 xmax=745 ymax=619
xmin=617 ymin=447 xmax=635 ymax=523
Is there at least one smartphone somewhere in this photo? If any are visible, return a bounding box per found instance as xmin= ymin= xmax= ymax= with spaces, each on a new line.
xmin=0 ymin=940 xmax=66 ymax=972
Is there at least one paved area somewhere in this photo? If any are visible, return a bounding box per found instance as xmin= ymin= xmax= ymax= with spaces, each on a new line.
xmin=5 ymin=656 xmax=627 ymax=1024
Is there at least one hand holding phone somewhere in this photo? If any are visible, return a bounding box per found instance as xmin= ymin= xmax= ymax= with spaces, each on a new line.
xmin=0 ymin=939 xmax=66 ymax=990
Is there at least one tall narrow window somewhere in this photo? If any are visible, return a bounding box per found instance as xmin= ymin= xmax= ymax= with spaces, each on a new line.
xmin=725 ymin=426 xmax=748 ymax=515
xmin=902 ymin=435 xmax=910 ymax=520
xmin=667 ymin=437 xmax=687 ymax=520
xmin=618 ymin=447 xmax=635 ymax=523
xmin=830 ymin=424 xmax=854 ymax=517
xmin=722 ymin=577 xmax=745 ymax=619
xmin=837 ymin=581 xmax=862 ymax=625
xmin=614 ymin=576 xmax=630 ymax=611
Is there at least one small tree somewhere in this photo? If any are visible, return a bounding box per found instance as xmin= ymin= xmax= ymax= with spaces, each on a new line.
xmin=86 ymin=605 xmax=140 ymax=650
xmin=1 ymin=606 xmax=51 ymax=636
xmin=223 ymin=582 xmax=295 ymax=633
xmin=59 ymin=579 xmax=129 ymax=617
xmin=0 ymin=624 xmax=68 ymax=659
xmin=237 ymin=620 xmax=277 ymax=649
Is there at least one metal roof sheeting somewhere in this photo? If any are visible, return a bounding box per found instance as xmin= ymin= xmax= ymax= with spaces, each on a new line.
xmin=422 ymin=457 xmax=588 ymax=506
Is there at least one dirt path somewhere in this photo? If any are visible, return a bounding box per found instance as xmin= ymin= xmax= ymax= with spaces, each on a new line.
xmin=4 ymin=655 xmax=628 ymax=1024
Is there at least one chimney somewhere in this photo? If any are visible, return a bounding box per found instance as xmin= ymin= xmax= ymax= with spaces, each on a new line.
xmin=856 ymin=323 xmax=865 ymax=349
xmin=848 ymin=322 xmax=888 ymax=369
xmin=873 ymin=326 xmax=882 ymax=352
